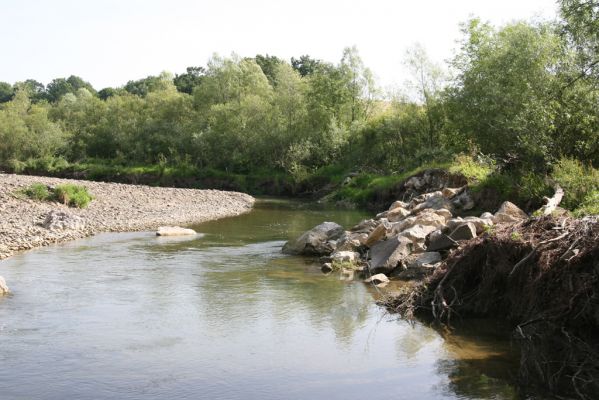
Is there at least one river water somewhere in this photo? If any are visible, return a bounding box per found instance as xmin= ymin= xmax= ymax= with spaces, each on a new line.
xmin=0 ymin=199 xmax=528 ymax=399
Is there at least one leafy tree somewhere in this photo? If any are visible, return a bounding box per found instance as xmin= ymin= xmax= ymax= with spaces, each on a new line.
xmin=13 ymin=79 xmax=46 ymax=103
xmin=174 ymin=66 xmax=205 ymax=94
xmin=446 ymin=19 xmax=564 ymax=169
xmin=291 ymin=55 xmax=322 ymax=77
xmin=124 ymin=72 xmax=174 ymax=97
xmin=0 ymin=82 xmax=14 ymax=103
xmin=254 ymin=54 xmax=283 ymax=86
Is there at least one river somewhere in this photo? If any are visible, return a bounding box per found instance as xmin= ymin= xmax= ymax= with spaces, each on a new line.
xmin=0 ymin=199 xmax=531 ymax=399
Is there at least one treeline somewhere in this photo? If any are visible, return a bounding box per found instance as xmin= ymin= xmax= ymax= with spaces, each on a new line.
xmin=0 ymin=0 xmax=597 ymax=212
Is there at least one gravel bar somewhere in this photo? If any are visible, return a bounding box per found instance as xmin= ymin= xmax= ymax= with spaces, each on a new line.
xmin=0 ymin=174 xmax=255 ymax=260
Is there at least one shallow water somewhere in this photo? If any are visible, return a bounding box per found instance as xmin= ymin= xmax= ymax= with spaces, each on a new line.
xmin=0 ymin=199 xmax=526 ymax=399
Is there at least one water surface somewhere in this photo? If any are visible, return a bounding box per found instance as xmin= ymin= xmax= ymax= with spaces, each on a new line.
xmin=0 ymin=199 xmax=523 ymax=399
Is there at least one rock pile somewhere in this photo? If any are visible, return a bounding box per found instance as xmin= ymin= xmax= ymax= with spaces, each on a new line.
xmin=283 ymin=186 xmax=530 ymax=287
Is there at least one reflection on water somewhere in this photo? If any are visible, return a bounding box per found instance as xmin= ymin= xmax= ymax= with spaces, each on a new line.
xmin=0 ymin=199 xmax=529 ymax=399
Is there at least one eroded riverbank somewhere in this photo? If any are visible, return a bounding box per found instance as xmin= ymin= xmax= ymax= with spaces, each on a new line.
xmin=0 ymin=174 xmax=254 ymax=260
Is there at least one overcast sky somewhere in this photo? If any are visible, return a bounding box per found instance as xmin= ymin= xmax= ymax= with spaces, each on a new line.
xmin=2 ymin=0 xmax=558 ymax=89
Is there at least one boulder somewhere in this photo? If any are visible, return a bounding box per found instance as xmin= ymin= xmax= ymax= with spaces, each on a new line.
xmin=369 ymin=235 xmax=413 ymax=274
xmin=0 ymin=276 xmax=10 ymax=295
xmin=452 ymin=190 xmax=475 ymax=210
xmin=364 ymin=273 xmax=390 ymax=286
xmin=282 ymin=222 xmax=345 ymax=255
xmin=399 ymin=224 xmax=438 ymax=246
xmin=463 ymin=216 xmax=493 ymax=234
xmin=449 ymin=222 xmax=477 ymax=241
xmin=365 ymin=222 xmax=389 ymax=247
xmin=411 ymin=192 xmax=454 ymax=214
xmin=442 ymin=187 xmax=462 ymax=198
xmin=321 ymin=263 xmax=334 ymax=273
xmin=336 ymin=232 xmax=367 ymax=251
xmin=42 ymin=211 xmax=85 ymax=232
xmin=493 ymin=201 xmax=528 ymax=224
xmin=403 ymin=251 xmax=442 ymax=269
xmin=350 ymin=219 xmax=378 ymax=233
xmin=480 ymin=212 xmax=494 ymax=219
xmin=426 ymin=230 xmax=457 ymax=252
xmin=156 ymin=226 xmax=197 ymax=236
xmin=389 ymin=200 xmax=409 ymax=211
xmin=392 ymin=209 xmax=449 ymax=235
xmin=386 ymin=206 xmax=410 ymax=222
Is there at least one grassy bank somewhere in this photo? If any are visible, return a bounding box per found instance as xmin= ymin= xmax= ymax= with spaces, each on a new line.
xmin=3 ymin=155 xmax=598 ymax=216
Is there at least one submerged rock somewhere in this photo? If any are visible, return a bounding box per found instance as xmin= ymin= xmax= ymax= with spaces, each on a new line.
xmin=282 ymin=222 xmax=345 ymax=256
xmin=156 ymin=226 xmax=197 ymax=236
xmin=0 ymin=276 xmax=10 ymax=295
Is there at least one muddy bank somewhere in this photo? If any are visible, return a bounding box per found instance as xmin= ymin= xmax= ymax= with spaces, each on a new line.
xmin=0 ymin=174 xmax=254 ymax=260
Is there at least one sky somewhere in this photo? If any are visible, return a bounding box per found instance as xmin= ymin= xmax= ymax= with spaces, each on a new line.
xmin=1 ymin=0 xmax=559 ymax=90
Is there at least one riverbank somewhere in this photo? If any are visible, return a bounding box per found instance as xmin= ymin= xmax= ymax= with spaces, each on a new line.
xmin=0 ymin=174 xmax=255 ymax=260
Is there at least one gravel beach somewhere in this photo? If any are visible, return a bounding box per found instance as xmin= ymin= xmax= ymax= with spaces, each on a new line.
xmin=0 ymin=174 xmax=255 ymax=260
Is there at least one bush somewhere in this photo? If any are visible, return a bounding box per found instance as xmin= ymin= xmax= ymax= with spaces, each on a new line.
xmin=551 ymin=158 xmax=599 ymax=210
xmin=574 ymin=190 xmax=599 ymax=217
xmin=54 ymin=184 xmax=94 ymax=208
xmin=21 ymin=183 xmax=51 ymax=201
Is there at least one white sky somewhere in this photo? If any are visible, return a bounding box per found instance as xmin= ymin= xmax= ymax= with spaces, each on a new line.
xmin=1 ymin=0 xmax=558 ymax=89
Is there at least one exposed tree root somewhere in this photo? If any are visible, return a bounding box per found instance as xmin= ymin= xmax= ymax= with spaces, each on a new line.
xmin=383 ymin=215 xmax=599 ymax=399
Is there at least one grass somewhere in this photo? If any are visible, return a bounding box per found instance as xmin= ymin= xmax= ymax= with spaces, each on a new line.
xmin=54 ymin=184 xmax=94 ymax=208
xmin=19 ymin=182 xmax=93 ymax=208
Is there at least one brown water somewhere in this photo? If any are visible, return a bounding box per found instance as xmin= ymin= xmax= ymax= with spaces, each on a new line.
xmin=0 ymin=198 xmax=531 ymax=399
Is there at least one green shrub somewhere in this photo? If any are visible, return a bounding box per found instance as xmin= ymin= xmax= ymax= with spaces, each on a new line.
xmin=449 ymin=154 xmax=494 ymax=183
xmin=552 ymin=158 xmax=599 ymax=210
xmin=54 ymin=184 xmax=94 ymax=208
xmin=21 ymin=183 xmax=51 ymax=201
xmin=574 ymin=190 xmax=599 ymax=217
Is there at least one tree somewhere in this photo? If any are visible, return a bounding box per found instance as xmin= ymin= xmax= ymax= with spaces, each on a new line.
xmin=45 ymin=75 xmax=96 ymax=102
xmin=404 ymin=43 xmax=446 ymax=147
xmin=447 ymin=19 xmax=564 ymax=169
xmin=0 ymin=82 xmax=14 ymax=103
xmin=13 ymin=79 xmax=46 ymax=103
xmin=254 ymin=54 xmax=283 ymax=86
xmin=339 ymin=46 xmax=377 ymax=123
xmin=174 ymin=66 xmax=205 ymax=94
xmin=291 ymin=55 xmax=322 ymax=77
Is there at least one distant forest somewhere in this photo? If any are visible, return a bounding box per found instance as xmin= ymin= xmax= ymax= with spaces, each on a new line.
xmin=0 ymin=0 xmax=597 ymax=213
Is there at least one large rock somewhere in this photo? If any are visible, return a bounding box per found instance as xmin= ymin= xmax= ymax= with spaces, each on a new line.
xmin=282 ymin=222 xmax=345 ymax=256
xmin=369 ymin=235 xmax=412 ymax=274
xmin=386 ymin=206 xmax=410 ymax=222
xmin=411 ymin=192 xmax=454 ymax=214
xmin=0 ymin=276 xmax=10 ymax=295
xmin=389 ymin=200 xmax=409 ymax=211
xmin=365 ymin=222 xmax=389 ymax=247
xmin=42 ymin=211 xmax=85 ymax=231
xmin=426 ymin=230 xmax=457 ymax=252
xmin=156 ymin=226 xmax=197 ymax=236
xmin=399 ymin=224 xmax=438 ymax=246
xmin=336 ymin=232 xmax=367 ymax=251
xmin=364 ymin=273 xmax=390 ymax=286
xmin=452 ymin=190 xmax=475 ymax=210
xmin=403 ymin=252 xmax=442 ymax=269
xmin=463 ymin=216 xmax=493 ymax=234
xmin=391 ymin=209 xmax=449 ymax=235
xmin=494 ymin=202 xmax=528 ymax=224
xmin=350 ymin=219 xmax=378 ymax=233
xmin=449 ymin=222 xmax=477 ymax=241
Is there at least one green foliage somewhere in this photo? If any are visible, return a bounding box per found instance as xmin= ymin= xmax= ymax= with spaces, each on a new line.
xmin=21 ymin=183 xmax=51 ymax=201
xmin=574 ymin=190 xmax=599 ymax=216
xmin=448 ymin=154 xmax=494 ymax=183
xmin=551 ymin=158 xmax=599 ymax=210
xmin=54 ymin=184 xmax=93 ymax=208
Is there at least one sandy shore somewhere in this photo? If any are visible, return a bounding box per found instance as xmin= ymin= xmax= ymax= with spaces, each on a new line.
xmin=0 ymin=174 xmax=255 ymax=260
